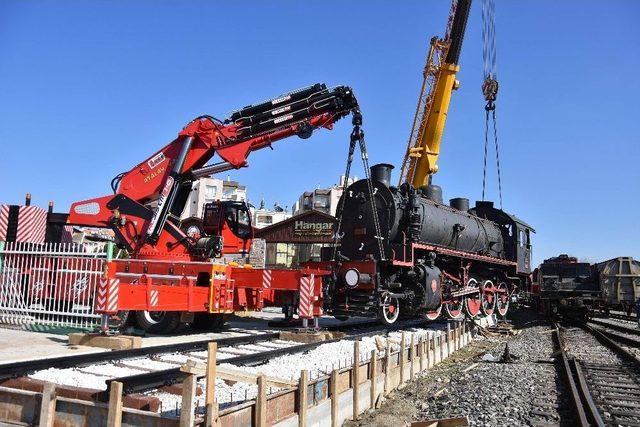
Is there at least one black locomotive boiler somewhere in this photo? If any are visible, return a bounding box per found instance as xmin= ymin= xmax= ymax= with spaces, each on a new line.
xmin=314 ymin=164 xmax=534 ymax=324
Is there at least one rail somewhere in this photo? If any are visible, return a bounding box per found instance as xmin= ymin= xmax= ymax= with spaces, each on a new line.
xmin=552 ymin=321 xmax=591 ymax=427
xmin=0 ymin=331 xmax=279 ymax=381
xmin=105 ymin=318 xmax=433 ymax=395
xmin=554 ymin=317 xmax=640 ymax=427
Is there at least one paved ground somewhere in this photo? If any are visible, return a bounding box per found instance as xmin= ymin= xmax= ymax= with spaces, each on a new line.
xmin=0 ymin=308 xmax=368 ymax=364
xmin=0 ymin=327 xmax=108 ymax=363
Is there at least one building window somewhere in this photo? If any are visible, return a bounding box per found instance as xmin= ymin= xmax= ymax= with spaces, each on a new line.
xmin=264 ymin=243 xmax=333 ymax=268
xmin=303 ymin=197 xmax=312 ymax=209
xmin=223 ymin=188 xmax=235 ymax=199
xmin=205 ymin=185 xmax=217 ymax=199
xmin=314 ymin=195 xmax=329 ymax=209
xmin=258 ymin=215 xmax=273 ymax=225
xmin=275 ymin=243 xmax=294 ymax=267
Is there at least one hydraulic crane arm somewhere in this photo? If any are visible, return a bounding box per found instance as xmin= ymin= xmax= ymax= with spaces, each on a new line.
xmin=67 ymin=84 xmax=358 ymax=259
xmin=399 ymin=0 xmax=472 ymax=188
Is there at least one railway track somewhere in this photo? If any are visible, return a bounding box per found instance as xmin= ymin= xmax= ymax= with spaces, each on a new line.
xmin=599 ymin=312 xmax=638 ymax=324
xmin=587 ymin=318 xmax=640 ymax=350
xmin=554 ymin=318 xmax=640 ymax=426
xmin=0 ymin=317 xmax=441 ymax=404
xmin=105 ymin=318 xmax=433 ymax=395
xmin=0 ymin=329 xmax=280 ymax=381
xmin=0 ymin=319 xmax=394 ymax=383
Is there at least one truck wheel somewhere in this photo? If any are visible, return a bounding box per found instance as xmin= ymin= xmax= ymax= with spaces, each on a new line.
xmin=190 ymin=313 xmax=227 ymax=331
xmin=135 ymin=311 xmax=181 ymax=334
xmin=108 ymin=311 xmax=131 ymax=330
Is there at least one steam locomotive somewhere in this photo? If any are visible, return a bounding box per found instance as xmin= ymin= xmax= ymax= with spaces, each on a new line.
xmin=314 ymin=164 xmax=534 ymax=324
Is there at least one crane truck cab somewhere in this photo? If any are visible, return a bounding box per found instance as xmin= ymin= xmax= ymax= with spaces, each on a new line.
xmin=180 ymin=200 xmax=253 ymax=259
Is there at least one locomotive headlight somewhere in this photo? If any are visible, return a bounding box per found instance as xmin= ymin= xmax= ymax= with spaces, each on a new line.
xmin=344 ymin=268 xmax=360 ymax=288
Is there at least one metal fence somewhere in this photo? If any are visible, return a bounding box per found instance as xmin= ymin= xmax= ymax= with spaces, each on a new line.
xmin=0 ymin=241 xmax=110 ymax=330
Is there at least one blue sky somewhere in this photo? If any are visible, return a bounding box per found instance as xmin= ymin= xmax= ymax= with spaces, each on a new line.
xmin=1 ymin=1 xmax=638 ymax=265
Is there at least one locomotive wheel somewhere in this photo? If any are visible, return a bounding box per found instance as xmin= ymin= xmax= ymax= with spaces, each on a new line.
xmin=378 ymin=295 xmax=400 ymax=325
xmin=445 ymin=297 xmax=464 ymax=319
xmin=464 ymin=278 xmax=481 ymax=318
xmin=135 ymin=310 xmax=181 ymax=334
xmin=424 ymin=304 xmax=442 ymax=321
xmin=496 ymin=282 xmax=510 ymax=317
xmin=480 ymin=280 xmax=496 ymax=316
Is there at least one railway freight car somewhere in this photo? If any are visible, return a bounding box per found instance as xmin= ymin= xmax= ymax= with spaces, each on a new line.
xmin=531 ymin=254 xmax=640 ymax=317
xmin=594 ymin=257 xmax=640 ymax=315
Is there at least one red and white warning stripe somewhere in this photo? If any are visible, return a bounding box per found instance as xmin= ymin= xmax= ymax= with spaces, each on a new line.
xmin=0 ymin=205 xmax=9 ymax=240
xmin=107 ymin=280 xmax=119 ymax=313
xmin=262 ymin=270 xmax=272 ymax=289
xmin=16 ymin=206 xmax=47 ymax=243
xmin=95 ymin=279 xmax=108 ymax=311
xmin=95 ymin=278 xmax=120 ymax=313
xmin=298 ymin=274 xmax=314 ymax=319
xmin=150 ymin=289 xmax=159 ymax=307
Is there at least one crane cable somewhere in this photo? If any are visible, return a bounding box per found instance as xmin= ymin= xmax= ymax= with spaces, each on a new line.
xmin=333 ymin=109 xmax=386 ymax=262
xmin=481 ymin=0 xmax=503 ymax=209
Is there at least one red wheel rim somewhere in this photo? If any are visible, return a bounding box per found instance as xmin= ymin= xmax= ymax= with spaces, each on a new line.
xmin=464 ymin=278 xmax=481 ymax=317
xmin=425 ymin=304 xmax=442 ymax=320
xmin=497 ymin=282 xmax=509 ymax=316
xmin=481 ymin=280 xmax=496 ymax=316
xmin=445 ymin=298 xmax=464 ymax=319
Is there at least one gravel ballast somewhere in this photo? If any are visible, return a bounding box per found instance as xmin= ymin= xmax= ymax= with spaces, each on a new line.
xmin=347 ymin=308 xmax=576 ymax=427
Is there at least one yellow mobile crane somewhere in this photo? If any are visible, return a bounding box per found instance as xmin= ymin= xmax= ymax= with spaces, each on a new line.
xmin=398 ymin=0 xmax=473 ymax=188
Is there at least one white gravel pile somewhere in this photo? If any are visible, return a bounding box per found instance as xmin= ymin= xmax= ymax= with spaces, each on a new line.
xmin=151 ymin=325 xmax=447 ymax=415
xmin=30 ymin=367 xmax=122 ymax=390
xmin=29 ymin=323 xmax=450 ymax=417
xmin=122 ymin=358 xmax=181 ymax=371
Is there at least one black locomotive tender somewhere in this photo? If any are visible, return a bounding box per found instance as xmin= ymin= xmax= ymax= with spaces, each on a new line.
xmin=320 ymin=164 xmax=533 ymax=324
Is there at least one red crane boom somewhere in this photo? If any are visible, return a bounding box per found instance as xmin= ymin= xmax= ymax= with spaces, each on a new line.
xmin=66 ymin=84 xmax=358 ymax=261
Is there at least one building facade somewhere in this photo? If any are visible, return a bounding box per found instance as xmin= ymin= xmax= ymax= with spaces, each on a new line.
xmin=251 ymin=202 xmax=292 ymax=229
xmin=181 ymin=177 xmax=247 ymax=220
xmin=253 ymin=210 xmax=338 ymax=269
xmin=292 ymin=175 xmax=356 ymax=216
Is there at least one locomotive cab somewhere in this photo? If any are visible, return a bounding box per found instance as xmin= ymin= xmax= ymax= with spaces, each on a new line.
xmin=470 ymin=201 xmax=534 ymax=274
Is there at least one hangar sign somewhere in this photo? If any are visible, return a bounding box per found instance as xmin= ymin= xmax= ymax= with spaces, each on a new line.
xmin=293 ymin=220 xmax=334 ymax=237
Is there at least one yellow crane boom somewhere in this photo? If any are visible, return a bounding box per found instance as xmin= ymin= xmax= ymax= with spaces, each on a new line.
xmin=398 ymin=0 xmax=472 ymax=189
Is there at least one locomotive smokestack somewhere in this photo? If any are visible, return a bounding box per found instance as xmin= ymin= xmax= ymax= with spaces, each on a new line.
xmin=370 ymin=163 xmax=394 ymax=187
xmin=450 ymin=198 xmax=469 ymax=212
xmin=422 ymin=185 xmax=443 ymax=204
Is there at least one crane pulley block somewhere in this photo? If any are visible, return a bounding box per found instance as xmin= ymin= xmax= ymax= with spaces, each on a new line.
xmin=408 ymin=147 xmax=424 ymax=158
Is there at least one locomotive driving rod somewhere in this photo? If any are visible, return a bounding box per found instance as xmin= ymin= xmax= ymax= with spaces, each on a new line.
xmin=383 ymin=291 xmax=408 ymax=299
